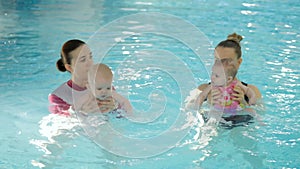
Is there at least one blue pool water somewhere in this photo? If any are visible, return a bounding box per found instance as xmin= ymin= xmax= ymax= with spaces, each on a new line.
xmin=1 ymin=0 xmax=299 ymax=168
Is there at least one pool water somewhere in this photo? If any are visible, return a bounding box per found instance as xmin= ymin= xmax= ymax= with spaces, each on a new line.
xmin=1 ymin=0 xmax=299 ymax=168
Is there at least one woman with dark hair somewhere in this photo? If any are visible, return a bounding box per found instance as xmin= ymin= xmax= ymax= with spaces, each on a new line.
xmin=49 ymin=39 xmax=115 ymax=116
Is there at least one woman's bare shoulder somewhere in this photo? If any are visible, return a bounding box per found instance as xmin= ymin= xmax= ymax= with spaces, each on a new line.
xmin=198 ymin=83 xmax=209 ymax=91
xmin=247 ymin=84 xmax=262 ymax=99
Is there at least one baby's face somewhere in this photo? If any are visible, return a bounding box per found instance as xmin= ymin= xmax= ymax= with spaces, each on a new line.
xmin=92 ymin=73 xmax=113 ymax=100
xmin=211 ymin=65 xmax=227 ymax=87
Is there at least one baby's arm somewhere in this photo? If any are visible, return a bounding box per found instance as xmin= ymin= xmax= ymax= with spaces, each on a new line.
xmin=196 ymin=85 xmax=212 ymax=106
xmin=74 ymin=90 xmax=105 ymax=114
xmin=236 ymin=82 xmax=257 ymax=105
xmin=112 ymin=91 xmax=133 ymax=114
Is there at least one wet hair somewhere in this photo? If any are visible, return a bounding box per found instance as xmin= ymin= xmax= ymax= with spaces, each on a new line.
xmin=88 ymin=63 xmax=113 ymax=83
xmin=216 ymin=33 xmax=243 ymax=59
xmin=56 ymin=39 xmax=86 ymax=72
xmin=87 ymin=63 xmax=113 ymax=94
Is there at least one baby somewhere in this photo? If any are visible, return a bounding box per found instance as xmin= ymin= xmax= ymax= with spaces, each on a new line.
xmin=197 ymin=60 xmax=256 ymax=114
xmin=87 ymin=63 xmax=132 ymax=114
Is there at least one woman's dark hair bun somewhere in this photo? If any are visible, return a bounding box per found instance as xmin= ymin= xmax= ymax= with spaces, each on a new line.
xmin=227 ymin=33 xmax=243 ymax=44
xmin=56 ymin=58 xmax=66 ymax=72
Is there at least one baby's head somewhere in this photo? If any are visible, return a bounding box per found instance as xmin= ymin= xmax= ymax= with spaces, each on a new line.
xmin=88 ymin=63 xmax=113 ymax=100
xmin=211 ymin=60 xmax=237 ymax=87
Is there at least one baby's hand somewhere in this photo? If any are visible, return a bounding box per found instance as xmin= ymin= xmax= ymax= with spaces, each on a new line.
xmin=209 ymin=87 xmax=222 ymax=105
xmin=79 ymin=92 xmax=101 ymax=114
xmin=97 ymin=97 xmax=117 ymax=113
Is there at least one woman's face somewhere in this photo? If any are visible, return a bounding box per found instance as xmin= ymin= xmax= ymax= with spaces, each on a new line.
xmin=69 ymin=44 xmax=94 ymax=83
xmin=214 ymin=47 xmax=242 ymax=69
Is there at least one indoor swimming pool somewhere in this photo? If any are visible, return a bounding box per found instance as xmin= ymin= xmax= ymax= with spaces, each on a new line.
xmin=0 ymin=0 xmax=299 ymax=168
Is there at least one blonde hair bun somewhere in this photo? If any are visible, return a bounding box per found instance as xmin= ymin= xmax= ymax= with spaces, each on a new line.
xmin=227 ymin=33 xmax=243 ymax=43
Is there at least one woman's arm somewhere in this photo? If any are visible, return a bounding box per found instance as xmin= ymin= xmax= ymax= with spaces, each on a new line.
xmin=48 ymin=94 xmax=71 ymax=116
xmin=236 ymin=83 xmax=258 ymax=105
xmin=247 ymin=84 xmax=262 ymax=99
xmin=233 ymin=83 xmax=261 ymax=105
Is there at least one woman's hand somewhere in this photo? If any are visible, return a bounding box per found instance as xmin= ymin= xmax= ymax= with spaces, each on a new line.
xmin=232 ymin=85 xmax=248 ymax=105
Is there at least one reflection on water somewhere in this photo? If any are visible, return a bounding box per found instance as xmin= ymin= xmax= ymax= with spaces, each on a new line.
xmin=30 ymin=114 xmax=82 ymax=168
